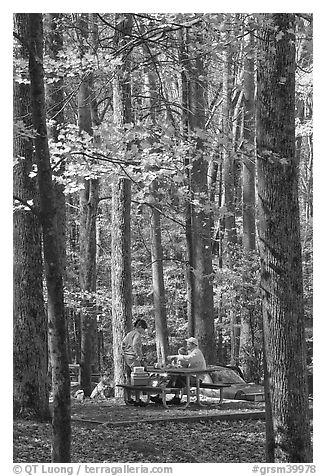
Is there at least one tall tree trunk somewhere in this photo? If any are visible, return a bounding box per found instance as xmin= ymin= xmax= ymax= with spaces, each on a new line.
xmin=149 ymin=180 xmax=169 ymax=364
xmin=221 ymin=25 xmax=237 ymax=259
xmin=141 ymin=36 xmax=169 ymax=364
xmin=207 ymin=155 xmax=218 ymax=243
xmin=67 ymin=207 xmax=81 ymax=363
xmin=242 ymin=30 xmax=256 ymax=252
xmin=79 ymin=178 xmax=99 ymax=395
xmin=179 ymin=27 xmax=195 ymax=335
xmin=111 ymin=14 xmax=133 ymax=397
xmin=256 ymin=13 xmax=312 ymax=462
xmin=111 ymin=177 xmax=132 ymax=393
xmin=181 ymin=21 xmax=217 ymax=362
xmin=77 ymin=13 xmax=99 ymax=396
xmin=28 ymin=13 xmax=71 ymax=462
xmin=44 ymin=13 xmax=67 ymax=277
xmin=44 ymin=12 xmax=69 ymax=371
xmin=307 ymin=137 xmax=313 ymax=219
xmin=240 ymin=29 xmax=257 ymax=379
xmin=13 ymin=13 xmax=49 ymax=421
xmin=214 ymin=162 xmax=224 ymax=267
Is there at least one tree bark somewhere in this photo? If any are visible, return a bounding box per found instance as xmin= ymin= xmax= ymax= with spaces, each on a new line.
xmin=111 ymin=177 xmax=132 ymax=393
xmin=79 ymin=178 xmax=99 ymax=395
xmin=111 ymin=14 xmax=133 ymax=397
xmin=221 ymin=25 xmax=237 ymax=259
xmin=149 ymin=180 xmax=169 ymax=364
xmin=240 ymin=29 xmax=257 ymax=379
xmin=13 ymin=13 xmax=49 ymax=421
xmin=242 ymin=30 xmax=256 ymax=252
xmin=178 ymin=27 xmax=196 ymax=335
xmin=44 ymin=12 xmax=69 ymax=373
xmin=77 ymin=13 xmax=99 ymax=396
xmin=180 ymin=21 xmax=217 ymax=363
xmin=256 ymin=13 xmax=312 ymax=462
xmin=67 ymin=205 xmax=81 ymax=363
xmin=28 ymin=13 xmax=71 ymax=462
xmin=44 ymin=13 xmax=67 ymax=277
xmin=141 ymin=34 xmax=169 ymax=364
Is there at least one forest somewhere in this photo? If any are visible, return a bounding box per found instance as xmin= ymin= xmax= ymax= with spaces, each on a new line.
xmin=13 ymin=12 xmax=313 ymax=465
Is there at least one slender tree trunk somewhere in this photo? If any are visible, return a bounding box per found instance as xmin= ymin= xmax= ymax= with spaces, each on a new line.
xmin=79 ymin=178 xmax=99 ymax=395
xmin=185 ymin=209 xmax=195 ymax=336
xmin=68 ymin=209 xmax=81 ymax=363
xmin=306 ymin=137 xmax=313 ymax=219
xmin=44 ymin=13 xmax=67 ymax=277
xmin=240 ymin=29 xmax=257 ymax=379
xmin=256 ymin=13 xmax=312 ymax=462
xmin=111 ymin=177 xmax=132 ymax=392
xmin=242 ymin=30 xmax=256 ymax=252
xmin=181 ymin=22 xmax=217 ymax=362
xmin=179 ymin=28 xmax=195 ymax=335
xmin=77 ymin=13 xmax=99 ymax=396
xmin=44 ymin=12 xmax=69 ymax=375
xmin=149 ymin=180 xmax=169 ymax=364
xmin=28 ymin=13 xmax=71 ymax=462
xmin=221 ymin=26 xmax=237 ymax=258
xmin=13 ymin=13 xmax=49 ymax=421
xmin=141 ymin=36 xmax=169 ymax=364
xmin=111 ymin=14 xmax=133 ymax=397
xmin=214 ymin=162 xmax=224 ymax=267
xmin=207 ymin=155 xmax=218 ymax=238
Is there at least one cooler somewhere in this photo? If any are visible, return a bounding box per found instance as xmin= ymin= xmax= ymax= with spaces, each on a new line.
xmin=131 ymin=368 xmax=149 ymax=386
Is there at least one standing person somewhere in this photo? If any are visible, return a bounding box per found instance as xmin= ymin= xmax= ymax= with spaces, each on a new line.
xmin=122 ymin=319 xmax=148 ymax=383
xmin=122 ymin=319 xmax=148 ymax=407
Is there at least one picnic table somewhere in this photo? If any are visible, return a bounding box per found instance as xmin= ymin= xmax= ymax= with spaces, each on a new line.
xmin=117 ymin=366 xmax=231 ymax=409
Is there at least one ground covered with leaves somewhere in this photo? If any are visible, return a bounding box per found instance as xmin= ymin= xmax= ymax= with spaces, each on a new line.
xmin=70 ymin=396 xmax=265 ymax=425
xmin=14 ymin=398 xmax=269 ymax=463
xmin=14 ymin=398 xmax=313 ymax=463
xmin=13 ymin=418 xmax=267 ymax=463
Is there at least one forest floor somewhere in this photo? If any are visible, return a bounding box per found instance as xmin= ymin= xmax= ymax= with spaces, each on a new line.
xmin=70 ymin=395 xmax=265 ymax=426
xmin=13 ymin=397 xmax=312 ymax=463
xmin=14 ymin=397 xmax=269 ymax=463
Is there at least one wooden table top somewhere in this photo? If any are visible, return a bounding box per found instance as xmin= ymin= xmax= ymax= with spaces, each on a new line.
xmin=146 ymin=366 xmax=223 ymax=375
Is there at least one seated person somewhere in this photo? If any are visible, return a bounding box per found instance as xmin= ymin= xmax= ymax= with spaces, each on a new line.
xmin=90 ymin=374 xmax=112 ymax=400
xmin=172 ymin=338 xmax=206 ymax=371
xmin=150 ymin=337 xmax=206 ymax=405
xmin=171 ymin=346 xmax=188 ymax=368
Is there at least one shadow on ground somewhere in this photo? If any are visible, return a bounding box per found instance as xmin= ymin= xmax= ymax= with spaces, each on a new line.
xmin=71 ymin=396 xmax=266 ymax=426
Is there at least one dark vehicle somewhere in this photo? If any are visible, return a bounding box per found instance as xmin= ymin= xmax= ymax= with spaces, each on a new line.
xmin=203 ymin=365 xmax=265 ymax=402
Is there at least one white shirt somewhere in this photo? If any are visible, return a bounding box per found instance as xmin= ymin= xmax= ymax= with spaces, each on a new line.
xmin=177 ymin=347 xmax=206 ymax=370
xmin=122 ymin=329 xmax=143 ymax=360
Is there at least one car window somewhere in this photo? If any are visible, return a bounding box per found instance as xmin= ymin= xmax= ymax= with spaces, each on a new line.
xmin=210 ymin=368 xmax=246 ymax=384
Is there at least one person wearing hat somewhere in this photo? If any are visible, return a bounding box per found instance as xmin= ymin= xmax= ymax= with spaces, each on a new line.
xmin=150 ymin=337 xmax=207 ymax=405
xmin=171 ymin=337 xmax=206 ymax=370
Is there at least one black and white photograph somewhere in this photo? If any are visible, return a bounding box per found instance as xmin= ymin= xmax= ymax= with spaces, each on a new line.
xmin=10 ymin=4 xmax=319 ymax=474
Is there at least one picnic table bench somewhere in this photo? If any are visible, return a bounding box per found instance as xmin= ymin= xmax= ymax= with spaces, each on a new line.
xmin=117 ymin=381 xmax=231 ymax=409
xmin=117 ymin=384 xmax=181 ymax=408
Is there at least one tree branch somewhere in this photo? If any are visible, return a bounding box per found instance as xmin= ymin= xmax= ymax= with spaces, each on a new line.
xmin=132 ymin=199 xmax=185 ymax=228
